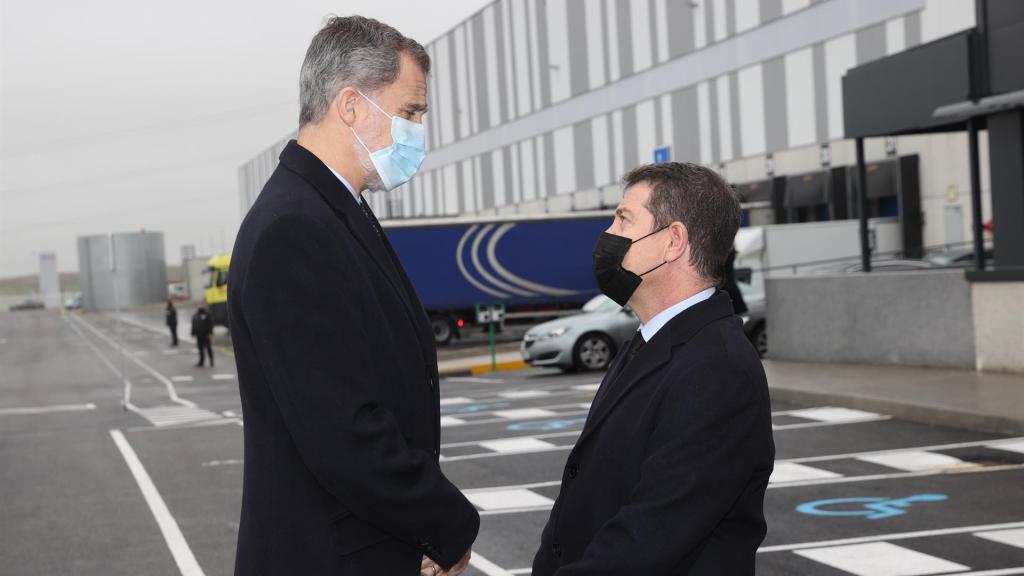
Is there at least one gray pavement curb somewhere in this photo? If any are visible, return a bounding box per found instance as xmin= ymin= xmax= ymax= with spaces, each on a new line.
xmin=768 ymin=384 xmax=1024 ymax=437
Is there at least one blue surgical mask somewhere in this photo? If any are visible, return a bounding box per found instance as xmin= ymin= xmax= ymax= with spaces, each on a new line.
xmin=350 ymin=90 xmax=426 ymax=191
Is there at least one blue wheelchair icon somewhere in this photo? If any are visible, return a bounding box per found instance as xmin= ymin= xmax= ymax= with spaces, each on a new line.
xmin=508 ymin=418 xmax=587 ymax=432
xmin=797 ymin=494 xmax=947 ymax=520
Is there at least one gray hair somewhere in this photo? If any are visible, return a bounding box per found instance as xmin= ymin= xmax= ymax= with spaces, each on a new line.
xmin=299 ymin=16 xmax=430 ymax=127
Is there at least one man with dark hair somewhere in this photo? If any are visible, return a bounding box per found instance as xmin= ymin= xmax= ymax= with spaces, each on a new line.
xmin=190 ymin=305 xmax=213 ymax=367
xmin=533 ymin=162 xmax=775 ymax=575
xmin=165 ymin=298 xmax=178 ymax=347
xmin=229 ymin=15 xmax=477 ymax=576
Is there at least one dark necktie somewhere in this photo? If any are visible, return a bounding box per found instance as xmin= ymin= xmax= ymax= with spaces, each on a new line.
xmin=592 ymin=332 xmax=646 ymax=409
xmin=625 ymin=331 xmax=646 ymax=364
xmin=359 ymin=198 xmax=383 ymax=238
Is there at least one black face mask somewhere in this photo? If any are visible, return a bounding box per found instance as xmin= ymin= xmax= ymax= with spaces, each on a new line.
xmin=592 ymin=227 xmax=668 ymax=306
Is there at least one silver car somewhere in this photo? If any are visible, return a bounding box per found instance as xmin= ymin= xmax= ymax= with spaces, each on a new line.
xmin=521 ymin=295 xmax=639 ymax=372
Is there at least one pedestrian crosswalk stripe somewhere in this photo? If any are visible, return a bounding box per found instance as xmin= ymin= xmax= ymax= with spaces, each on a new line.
xmin=440 ymin=416 xmax=467 ymax=427
xmin=975 ymin=528 xmax=1024 ymax=550
xmin=571 ymin=383 xmax=601 ymax=392
xmin=440 ymin=397 xmax=474 ymax=406
xmin=494 ymin=408 xmax=558 ymax=420
xmin=989 ymin=439 xmax=1024 ymax=456
xmin=211 ymin=374 xmax=235 ymax=380
xmin=499 ymin=390 xmax=551 ymax=399
xmin=170 ymin=376 xmax=193 ymax=382
xmin=794 ymin=541 xmax=970 ymax=575
xmin=478 ymin=437 xmax=558 ymax=454
xmin=787 ymin=407 xmax=885 ymax=423
xmin=856 ymin=450 xmax=966 ymax=472
xmin=464 ymin=488 xmax=554 ymax=511
xmin=134 ymin=405 xmax=223 ymax=427
xmin=770 ymin=462 xmax=843 ymax=484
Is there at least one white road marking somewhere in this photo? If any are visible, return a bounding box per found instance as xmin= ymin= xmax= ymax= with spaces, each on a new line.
xmin=572 ymin=383 xmax=601 ymax=392
xmin=774 ymin=416 xmax=892 ymax=431
xmin=770 ymin=462 xmax=843 ymax=484
xmin=440 ymin=397 xmax=474 ymax=406
xmin=0 ymin=403 xmax=97 ymax=416
xmin=758 ymin=521 xmax=1024 ymax=553
xmin=201 ymin=459 xmax=244 ymax=468
xmin=171 ymin=376 xmax=193 ymax=382
xmin=794 ymin=541 xmax=969 ymax=576
xmin=211 ymin=374 xmax=235 ymax=380
xmin=857 ymin=450 xmax=966 ymax=472
xmin=975 ymin=528 xmax=1024 ymax=550
xmin=110 ymin=429 xmax=205 ymax=576
xmin=135 ymin=405 xmax=224 ymax=427
xmin=72 ymin=315 xmax=195 ymax=408
xmin=787 ymin=437 xmax=1024 ymax=465
xmin=478 ymin=437 xmax=559 ymax=454
xmin=468 ymin=552 xmax=515 ymax=576
xmin=494 ymin=408 xmax=558 ymax=420
xmin=787 ymin=407 xmax=885 ymax=423
xmin=464 ymin=488 xmax=554 ymax=511
xmin=990 ymin=439 xmax=1024 ymax=455
xmin=499 ymin=390 xmax=552 ymax=399
xmin=440 ymin=416 xmax=468 ymax=427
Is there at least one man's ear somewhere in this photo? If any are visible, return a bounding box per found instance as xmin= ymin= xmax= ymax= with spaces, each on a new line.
xmin=334 ymin=86 xmax=360 ymax=127
xmin=665 ymin=221 xmax=689 ymax=263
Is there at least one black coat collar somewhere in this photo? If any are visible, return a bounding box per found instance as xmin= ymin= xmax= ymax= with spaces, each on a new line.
xmin=577 ymin=290 xmax=736 ymax=446
xmin=277 ymin=140 xmax=434 ymax=366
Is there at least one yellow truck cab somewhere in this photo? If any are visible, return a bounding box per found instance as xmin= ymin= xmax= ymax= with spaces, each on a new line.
xmin=205 ymin=253 xmax=231 ymax=327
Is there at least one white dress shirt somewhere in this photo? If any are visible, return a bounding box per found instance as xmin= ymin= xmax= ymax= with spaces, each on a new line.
xmin=639 ymin=287 xmax=717 ymax=343
xmin=327 ymin=166 xmax=362 ymax=205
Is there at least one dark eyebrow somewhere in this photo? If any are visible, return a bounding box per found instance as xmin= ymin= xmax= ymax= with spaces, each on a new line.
xmin=403 ymin=103 xmax=428 ymax=114
xmin=615 ymin=207 xmax=632 ymax=220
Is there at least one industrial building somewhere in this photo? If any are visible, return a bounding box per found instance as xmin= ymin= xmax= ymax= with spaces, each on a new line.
xmin=240 ymin=0 xmax=985 ymax=254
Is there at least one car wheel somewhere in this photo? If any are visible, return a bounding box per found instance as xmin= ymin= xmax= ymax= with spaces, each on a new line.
xmin=431 ymin=316 xmax=453 ymax=346
xmin=573 ymin=333 xmax=615 ymax=371
xmin=751 ymin=322 xmax=767 ymax=357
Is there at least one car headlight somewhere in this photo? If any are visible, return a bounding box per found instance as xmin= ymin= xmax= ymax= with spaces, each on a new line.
xmin=537 ymin=326 xmax=569 ymax=341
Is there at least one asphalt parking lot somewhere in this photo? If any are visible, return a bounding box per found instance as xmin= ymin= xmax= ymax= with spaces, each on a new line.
xmin=2 ymin=310 xmax=1024 ymax=575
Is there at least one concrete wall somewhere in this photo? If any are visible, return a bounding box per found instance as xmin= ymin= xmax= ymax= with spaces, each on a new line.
xmin=767 ymin=269 xmax=975 ymax=369
xmin=972 ymin=282 xmax=1024 ymax=373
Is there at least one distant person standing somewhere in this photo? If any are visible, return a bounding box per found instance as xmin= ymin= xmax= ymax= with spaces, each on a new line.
xmin=191 ymin=305 xmax=214 ymax=367
xmin=165 ymin=299 xmax=179 ymax=347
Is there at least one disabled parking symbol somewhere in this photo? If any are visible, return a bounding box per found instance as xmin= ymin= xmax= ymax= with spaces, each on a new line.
xmin=507 ymin=418 xmax=587 ymax=432
xmin=797 ymin=494 xmax=947 ymax=520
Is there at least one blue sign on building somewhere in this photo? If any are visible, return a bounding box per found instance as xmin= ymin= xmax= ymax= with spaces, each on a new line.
xmin=653 ymin=146 xmax=671 ymax=164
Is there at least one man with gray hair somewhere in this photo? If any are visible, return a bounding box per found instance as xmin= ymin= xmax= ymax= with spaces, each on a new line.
xmin=228 ymin=16 xmax=478 ymax=576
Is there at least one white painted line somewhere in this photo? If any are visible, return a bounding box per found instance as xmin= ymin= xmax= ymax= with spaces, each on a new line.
xmin=508 ymin=569 xmax=532 ymax=575
xmin=794 ymin=541 xmax=969 ymax=576
xmin=773 ymin=416 xmax=892 ymax=431
xmin=201 ymin=459 xmax=244 ymax=468
xmin=770 ymin=462 xmax=843 ymax=484
xmin=211 ymin=374 xmax=235 ymax=380
xmin=857 ymin=450 xmax=966 ymax=472
xmin=440 ymin=416 xmax=467 ymax=427
xmin=758 ymin=521 xmax=1024 ymax=554
xmin=440 ymin=445 xmax=574 ymax=463
xmin=787 ymin=437 xmax=1024 ymax=465
xmin=494 ymin=408 xmax=558 ymax=420
xmin=171 ymin=376 xmax=194 ymax=382
xmin=0 ymin=403 xmax=97 ymax=416
xmin=109 ymin=430 xmax=205 ymax=576
xmin=440 ymin=397 xmax=474 ymax=406
xmin=952 ymin=569 xmax=1024 ymax=576
xmin=990 ymin=439 xmax=1024 ymax=456
xmin=478 ymin=437 xmax=558 ymax=454
xmin=464 ymin=488 xmax=554 ymax=511
xmin=441 ymin=430 xmax=582 ymax=449
xmin=787 ymin=407 xmax=885 ymax=423
xmin=468 ymin=552 xmax=515 ymax=576
xmin=73 ymin=315 xmax=196 ymax=408
xmin=572 ymin=383 xmax=601 ymax=392
xmin=222 ymin=411 xmax=237 ymax=418
xmin=975 ymin=528 xmax=1024 ymax=550
xmin=499 ymin=390 xmax=551 ymax=399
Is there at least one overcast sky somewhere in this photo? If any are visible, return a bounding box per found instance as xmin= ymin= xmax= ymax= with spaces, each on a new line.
xmin=0 ymin=0 xmax=492 ymax=278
